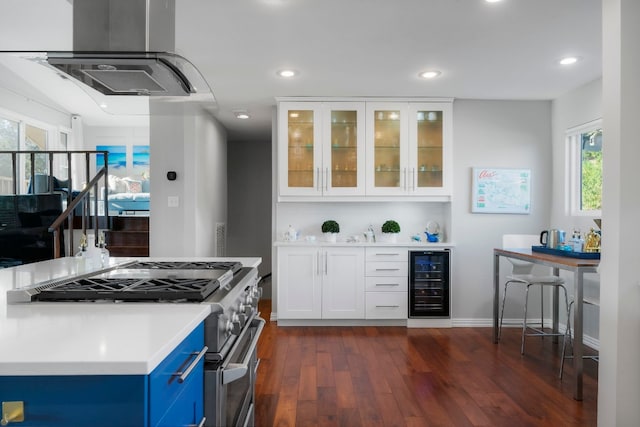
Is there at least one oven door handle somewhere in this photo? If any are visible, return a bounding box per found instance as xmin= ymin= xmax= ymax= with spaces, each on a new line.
xmin=222 ymin=317 xmax=266 ymax=385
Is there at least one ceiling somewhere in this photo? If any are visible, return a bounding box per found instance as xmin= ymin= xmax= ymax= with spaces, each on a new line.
xmin=174 ymin=0 xmax=602 ymax=143
xmin=0 ymin=0 xmax=602 ymax=143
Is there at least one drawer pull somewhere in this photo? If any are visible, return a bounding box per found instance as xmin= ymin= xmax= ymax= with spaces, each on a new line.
xmin=174 ymin=345 xmax=208 ymax=383
xmin=374 ymin=253 xmax=400 ymax=256
xmin=376 ymin=283 xmax=399 ymax=286
xmin=375 ymin=268 xmax=400 ymax=271
xmin=376 ymin=305 xmax=400 ymax=308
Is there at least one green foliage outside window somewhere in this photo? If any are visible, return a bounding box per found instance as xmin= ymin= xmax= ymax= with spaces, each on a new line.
xmin=581 ymin=129 xmax=602 ymax=211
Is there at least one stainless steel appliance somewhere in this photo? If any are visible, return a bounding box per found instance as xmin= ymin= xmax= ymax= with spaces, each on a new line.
xmin=7 ymin=260 xmax=264 ymax=427
xmin=409 ymin=250 xmax=450 ymax=317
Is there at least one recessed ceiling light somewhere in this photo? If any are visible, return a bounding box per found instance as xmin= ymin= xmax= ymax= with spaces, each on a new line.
xmin=234 ymin=110 xmax=250 ymax=119
xmin=419 ymin=70 xmax=441 ymax=79
xmin=559 ymin=56 xmax=580 ymax=66
xmin=485 ymin=0 xmax=502 ymax=3
xmin=277 ymin=69 xmax=297 ymax=78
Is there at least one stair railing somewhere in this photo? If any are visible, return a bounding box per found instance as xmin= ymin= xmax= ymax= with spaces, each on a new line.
xmin=0 ymin=150 xmax=109 ymax=258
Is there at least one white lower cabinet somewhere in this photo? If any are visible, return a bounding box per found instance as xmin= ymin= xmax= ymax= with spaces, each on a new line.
xmin=277 ymin=246 xmax=365 ymax=320
xmin=365 ymin=247 xmax=408 ymax=319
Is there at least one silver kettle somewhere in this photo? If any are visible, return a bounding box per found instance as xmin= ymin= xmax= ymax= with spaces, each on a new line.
xmin=540 ymin=229 xmax=566 ymax=249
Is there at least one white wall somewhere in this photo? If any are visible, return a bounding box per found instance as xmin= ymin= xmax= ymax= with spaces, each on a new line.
xmin=551 ymin=78 xmax=602 ymax=343
xmin=148 ymin=100 xmax=227 ymax=257
xmin=451 ymin=99 xmax=553 ymax=323
xmin=599 ymin=0 xmax=640 ymax=424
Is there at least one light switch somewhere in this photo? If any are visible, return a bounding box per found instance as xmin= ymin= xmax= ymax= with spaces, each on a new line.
xmin=168 ymin=196 xmax=179 ymax=207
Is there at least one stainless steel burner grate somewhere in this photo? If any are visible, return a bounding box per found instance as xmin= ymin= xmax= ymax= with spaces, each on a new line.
xmin=34 ymin=277 xmax=219 ymax=302
xmin=128 ymin=261 xmax=242 ymax=274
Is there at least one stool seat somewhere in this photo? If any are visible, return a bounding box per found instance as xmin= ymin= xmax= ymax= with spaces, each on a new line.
xmin=507 ymin=274 xmax=565 ymax=284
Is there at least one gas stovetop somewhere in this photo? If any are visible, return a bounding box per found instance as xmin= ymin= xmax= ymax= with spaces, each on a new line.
xmin=7 ymin=261 xmax=245 ymax=304
xmin=126 ymin=261 xmax=243 ymax=274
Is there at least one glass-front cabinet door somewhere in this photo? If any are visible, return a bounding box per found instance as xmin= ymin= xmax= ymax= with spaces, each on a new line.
xmin=322 ymin=102 xmax=365 ymax=196
xmin=365 ymin=102 xmax=409 ymax=196
xmin=408 ymin=102 xmax=452 ymax=196
xmin=278 ymin=102 xmax=322 ymax=196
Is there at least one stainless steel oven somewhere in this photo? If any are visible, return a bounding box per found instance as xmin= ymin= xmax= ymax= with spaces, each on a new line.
xmin=204 ymin=315 xmax=265 ymax=427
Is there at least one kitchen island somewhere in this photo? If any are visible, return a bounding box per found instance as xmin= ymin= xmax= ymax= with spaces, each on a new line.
xmin=0 ymin=256 xmax=260 ymax=426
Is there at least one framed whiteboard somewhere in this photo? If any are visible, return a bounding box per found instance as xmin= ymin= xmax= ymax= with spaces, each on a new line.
xmin=471 ymin=167 xmax=531 ymax=214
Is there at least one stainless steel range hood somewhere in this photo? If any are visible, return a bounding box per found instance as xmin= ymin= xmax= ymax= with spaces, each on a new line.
xmin=47 ymin=51 xmax=199 ymax=97
xmin=45 ymin=0 xmax=213 ymax=99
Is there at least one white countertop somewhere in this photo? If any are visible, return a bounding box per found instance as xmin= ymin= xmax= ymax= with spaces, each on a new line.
xmin=0 ymin=256 xmax=261 ymax=376
xmin=274 ymin=240 xmax=455 ymax=248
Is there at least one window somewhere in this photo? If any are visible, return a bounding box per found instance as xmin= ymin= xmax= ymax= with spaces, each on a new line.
xmin=0 ymin=117 xmax=19 ymax=194
xmin=566 ymin=119 xmax=602 ymax=216
xmin=0 ymin=109 xmax=70 ymax=194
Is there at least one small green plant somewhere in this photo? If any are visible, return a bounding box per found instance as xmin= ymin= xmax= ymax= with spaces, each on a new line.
xmin=381 ymin=220 xmax=400 ymax=234
xmin=321 ymin=220 xmax=340 ymax=233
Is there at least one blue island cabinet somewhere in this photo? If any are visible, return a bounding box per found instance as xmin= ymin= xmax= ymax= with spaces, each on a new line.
xmin=0 ymin=324 xmax=205 ymax=427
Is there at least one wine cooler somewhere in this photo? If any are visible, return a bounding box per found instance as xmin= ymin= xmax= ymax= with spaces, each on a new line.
xmin=409 ymin=250 xmax=450 ymax=318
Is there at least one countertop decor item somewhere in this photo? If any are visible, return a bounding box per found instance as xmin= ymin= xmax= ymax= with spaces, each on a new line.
xmin=381 ymin=220 xmax=400 ymax=243
xmin=321 ymin=220 xmax=340 ymax=242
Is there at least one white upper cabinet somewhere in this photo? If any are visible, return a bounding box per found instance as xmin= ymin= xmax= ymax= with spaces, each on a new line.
xmin=278 ymin=102 xmax=323 ymax=197
xmin=321 ymin=102 xmax=366 ymax=196
xmin=407 ymin=102 xmax=453 ymax=196
xmin=278 ymin=98 xmax=452 ymax=200
xmin=278 ymin=101 xmax=366 ymax=197
xmin=365 ymin=102 xmax=410 ymax=196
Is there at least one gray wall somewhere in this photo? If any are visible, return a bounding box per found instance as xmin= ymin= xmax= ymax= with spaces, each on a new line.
xmin=227 ymin=140 xmax=272 ymax=282
xmin=451 ymin=99 xmax=553 ymax=323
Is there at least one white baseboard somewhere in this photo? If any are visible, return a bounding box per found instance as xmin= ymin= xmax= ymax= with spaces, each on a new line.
xmin=407 ymin=318 xmax=451 ymax=328
xmin=269 ymin=312 xmax=600 ymax=350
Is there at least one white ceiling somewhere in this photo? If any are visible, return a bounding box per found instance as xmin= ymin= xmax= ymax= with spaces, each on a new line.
xmin=0 ymin=0 xmax=602 ymax=143
xmin=174 ymin=0 xmax=602 ymax=143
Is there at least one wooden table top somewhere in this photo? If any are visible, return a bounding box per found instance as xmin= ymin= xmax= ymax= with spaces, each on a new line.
xmin=495 ymin=247 xmax=600 ymax=268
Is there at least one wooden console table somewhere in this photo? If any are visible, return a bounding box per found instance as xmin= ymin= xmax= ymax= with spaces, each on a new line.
xmin=493 ymin=248 xmax=599 ymax=401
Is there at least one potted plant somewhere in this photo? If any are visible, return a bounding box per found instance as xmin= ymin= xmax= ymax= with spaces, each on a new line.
xmin=381 ymin=220 xmax=401 ymax=243
xmin=321 ymin=220 xmax=340 ymax=243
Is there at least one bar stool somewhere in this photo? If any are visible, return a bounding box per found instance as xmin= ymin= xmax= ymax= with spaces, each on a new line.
xmin=521 ymin=277 xmax=570 ymax=354
xmin=559 ymin=297 xmax=600 ymax=379
xmin=498 ymin=235 xmax=570 ymax=355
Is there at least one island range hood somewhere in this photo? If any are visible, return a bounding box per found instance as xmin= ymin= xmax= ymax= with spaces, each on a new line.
xmin=46 ymin=51 xmax=199 ymax=97
xmin=42 ymin=0 xmax=212 ymax=99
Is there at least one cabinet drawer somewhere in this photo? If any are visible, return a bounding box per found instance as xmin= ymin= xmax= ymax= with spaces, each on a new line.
xmin=365 ymin=261 xmax=408 ymax=277
xmin=366 ymin=292 xmax=408 ymax=319
xmin=365 ymin=276 xmax=407 ymax=291
xmin=149 ymin=323 xmax=205 ymax=427
xmin=365 ymin=247 xmax=408 ymax=262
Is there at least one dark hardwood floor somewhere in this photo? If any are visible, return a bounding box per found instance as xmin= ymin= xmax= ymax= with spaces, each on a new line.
xmin=255 ymin=299 xmax=598 ymax=427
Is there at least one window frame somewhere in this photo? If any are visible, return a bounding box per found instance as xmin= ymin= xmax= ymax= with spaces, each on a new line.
xmin=565 ymin=118 xmax=602 ymax=217
xmin=0 ymin=106 xmax=71 ymax=193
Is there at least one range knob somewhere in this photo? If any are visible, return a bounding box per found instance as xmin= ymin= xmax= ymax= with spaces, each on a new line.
xmin=226 ymin=312 xmax=242 ymax=335
xmin=239 ymin=303 xmax=253 ymax=316
xmin=251 ymin=286 xmax=263 ymax=299
xmin=245 ymin=294 xmax=258 ymax=307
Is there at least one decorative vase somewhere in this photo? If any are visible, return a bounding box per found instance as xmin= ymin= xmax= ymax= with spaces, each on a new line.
xmin=324 ymin=232 xmax=337 ymax=243
xmin=382 ymin=232 xmax=398 ymax=243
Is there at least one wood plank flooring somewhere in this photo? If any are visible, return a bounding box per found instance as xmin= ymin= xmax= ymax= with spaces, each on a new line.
xmin=255 ymin=300 xmax=598 ymax=427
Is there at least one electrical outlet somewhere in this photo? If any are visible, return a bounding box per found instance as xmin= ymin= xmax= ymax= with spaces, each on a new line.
xmin=168 ymin=196 xmax=179 ymax=207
